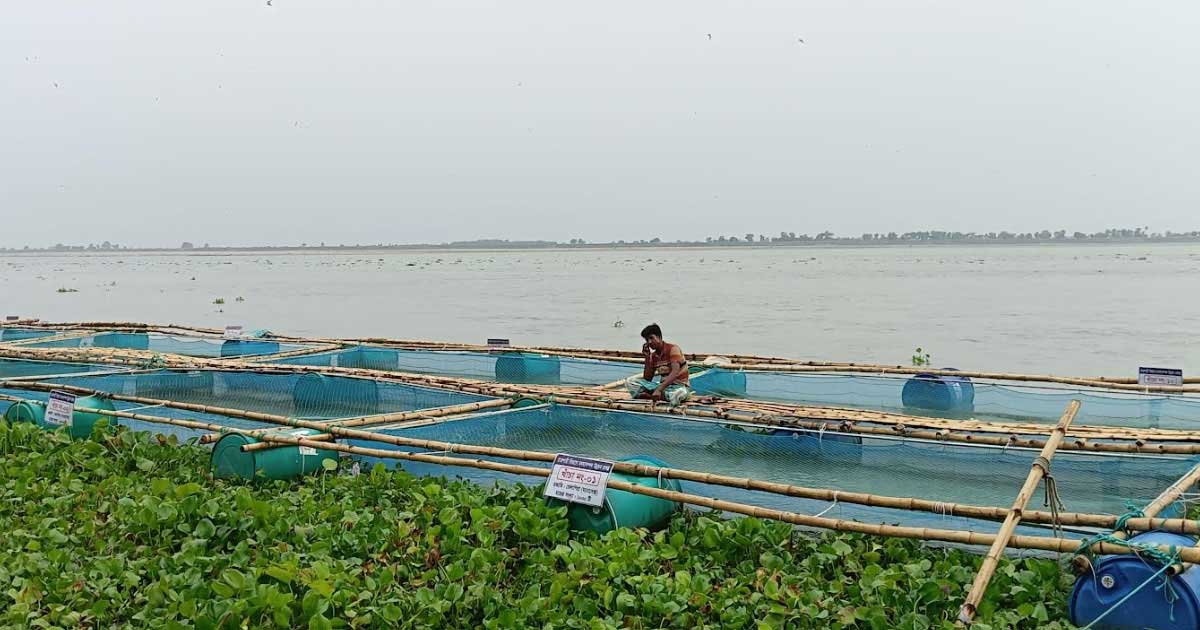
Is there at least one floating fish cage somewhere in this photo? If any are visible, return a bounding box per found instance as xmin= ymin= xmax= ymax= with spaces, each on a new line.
xmin=0 ymin=328 xmax=62 ymax=342
xmin=5 ymin=322 xmax=1200 ymax=626
xmin=24 ymin=332 xmax=313 ymax=358
xmin=271 ymin=346 xmax=1199 ymax=430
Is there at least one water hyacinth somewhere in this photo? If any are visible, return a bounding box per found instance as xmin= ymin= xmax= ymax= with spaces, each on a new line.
xmin=0 ymin=423 xmax=1073 ymax=629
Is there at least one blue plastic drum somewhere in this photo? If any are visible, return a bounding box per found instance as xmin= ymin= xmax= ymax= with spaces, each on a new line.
xmin=1069 ymin=531 xmax=1200 ymax=629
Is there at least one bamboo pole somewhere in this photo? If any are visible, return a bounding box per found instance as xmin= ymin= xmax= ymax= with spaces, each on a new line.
xmin=958 ymin=401 xmax=1081 ymax=625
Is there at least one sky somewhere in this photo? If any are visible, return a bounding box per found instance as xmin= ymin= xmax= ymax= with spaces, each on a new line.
xmin=2 ymin=1 xmax=1198 ymax=248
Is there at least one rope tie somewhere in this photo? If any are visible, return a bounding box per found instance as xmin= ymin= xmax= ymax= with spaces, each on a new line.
xmin=814 ymin=491 xmax=839 ymax=518
xmin=1035 ymin=457 xmax=1066 ymax=537
xmin=1113 ymin=502 xmax=1146 ymax=534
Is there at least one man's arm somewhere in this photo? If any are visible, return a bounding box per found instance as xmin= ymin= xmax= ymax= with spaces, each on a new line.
xmin=642 ymin=343 xmax=655 ymax=380
xmin=653 ymin=361 xmax=683 ymax=397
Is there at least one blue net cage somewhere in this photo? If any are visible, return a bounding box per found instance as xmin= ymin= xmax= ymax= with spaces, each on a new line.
xmin=35 ymin=369 xmax=494 ymax=420
xmin=345 ymin=403 xmax=1197 ymax=536
xmin=271 ymin=346 xmax=638 ymax=386
xmin=0 ymin=328 xmax=62 ymax=343
xmin=25 ymin=332 xmax=313 ymax=358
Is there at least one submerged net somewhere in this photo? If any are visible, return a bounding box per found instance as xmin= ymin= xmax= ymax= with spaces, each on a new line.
xmin=26 ymin=332 xmax=313 ymax=358
xmin=38 ymin=369 xmax=494 ymax=420
xmin=347 ymin=403 xmax=1197 ymax=535
xmin=272 ymin=346 xmax=637 ymax=386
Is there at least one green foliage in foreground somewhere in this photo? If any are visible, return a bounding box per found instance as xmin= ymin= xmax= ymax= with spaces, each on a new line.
xmin=0 ymin=423 xmax=1075 ymax=629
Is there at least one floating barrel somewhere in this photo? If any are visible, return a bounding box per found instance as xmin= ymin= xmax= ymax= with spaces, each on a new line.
xmin=292 ymin=372 xmax=380 ymax=418
xmin=134 ymin=370 xmax=216 ymax=400
xmin=901 ymin=370 xmax=975 ymax=414
xmin=557 ymin=455 xmax=681 ymax=534
xmin=769 ymin=427 xmax=863 ymax=461
xmin=2 ymin=395 xmax=117 ymax=439
xmin=690 ymin=368 xmax=748 ymax=397
xmin=1070 ymin=531 xmax=1200 ymax=629
xmin=495 ymin=352 xmax=561 ymax=385
xmin=92 ymin=332 xmax=150 ymax=350
xmin=337 ymin=347 xmax=400 ymax=371
xmin=220 ymin=340 xmax=281 ymax=357
xmin=210 ymin=428 xmax=338 ymax=481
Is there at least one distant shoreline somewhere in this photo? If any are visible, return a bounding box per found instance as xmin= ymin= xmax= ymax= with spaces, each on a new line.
xmin=2 ymin=237 xmax=1198 ymax=256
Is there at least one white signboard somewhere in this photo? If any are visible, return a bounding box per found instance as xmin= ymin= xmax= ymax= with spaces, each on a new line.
xmin=223 ymin=325 xmax=244 ymax=340
xmin=543 ymin=453 xmax=614 ymax=508
xmin=1139 ymin=367 xmax=1183 ymax=387
xmin=297 ymin=446 xmax=318 ymax=456
xmin=45 ymin=391 xmax=77 ymax=427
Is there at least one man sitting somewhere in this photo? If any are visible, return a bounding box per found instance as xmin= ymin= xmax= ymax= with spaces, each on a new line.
xmin=625 ymin=323 xmax=693 ymax=406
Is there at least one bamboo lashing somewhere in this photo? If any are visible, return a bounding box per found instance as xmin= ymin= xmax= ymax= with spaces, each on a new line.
xmin=958 ymin=400 xmax=1081 ymax=625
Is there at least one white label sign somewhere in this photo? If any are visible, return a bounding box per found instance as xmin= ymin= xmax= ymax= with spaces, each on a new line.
xmin=46 ymin=391 xmax=77 ymax=427
xmin=1139 ymin=367 xmax=1183 ymax=387
xmin=297 ymin=446 xmax=318 ymax=456
xmin=223 ymin=325 xmax=243 ymax=340
xmin=543 ymin=453 xmax=614 ymax=507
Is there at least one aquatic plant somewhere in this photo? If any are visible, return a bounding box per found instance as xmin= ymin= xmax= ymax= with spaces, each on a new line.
xmin=911 ymin=347 xmax=932 ymax=367
xmin=55 ymin=287 xmax=79 ymax=293
xmin=0 ymin=423 xmax=1072 ymax=628
xmin=213 ymin=297 xmax=226 ymax=305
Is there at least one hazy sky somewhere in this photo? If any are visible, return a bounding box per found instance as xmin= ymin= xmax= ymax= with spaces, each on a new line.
xmin=3 ymin=1 xmax=1198 ymax=248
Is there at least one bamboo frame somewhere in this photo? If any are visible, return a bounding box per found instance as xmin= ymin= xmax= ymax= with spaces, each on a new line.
xmin=19 ymin=320 xmax=1200 ymax=389
xmin=212 ymin=426 xmax=1200 ymax=564
xmin=10 ymin=395 xmax=1189 ymax=564
xmin=958 ymin=401 xmax=1080 ymax=624
xmin=7 ymin=389 xmax=1199 ymax=536
xmin=4 ymin=365 xmax=1200 ymax=455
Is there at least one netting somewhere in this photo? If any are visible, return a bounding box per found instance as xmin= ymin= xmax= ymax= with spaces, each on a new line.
xmin=695 ymin=370 xmax=1200 ymax=430
xmin=39 ymin=369 xmax=494 ymax=420
xmin=0 ymin=328 xmax=61 ymax=342
xmin=0 ymin=358 xmax=123 ymax=379
xmin=0 ymin=387 xmax=276 ymax=442
xmin=272 ymin=346 xmax=637 ymax=385
xmin=26 ymin=332 xmax=312 ymax=358
xmin=346 ymin=403 xmax=1197 ymax=535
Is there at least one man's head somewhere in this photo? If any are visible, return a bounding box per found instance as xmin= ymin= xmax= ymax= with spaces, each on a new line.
xmin=640 ymin=323 xmax=664 ymax=350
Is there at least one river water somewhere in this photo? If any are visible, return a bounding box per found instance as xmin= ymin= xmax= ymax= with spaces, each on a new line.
xmin=2 ymin=243 xmax=1197 ymax=377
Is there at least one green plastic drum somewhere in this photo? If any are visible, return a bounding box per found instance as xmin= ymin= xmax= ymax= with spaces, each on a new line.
xmin=557 ymin=455 xmax=682 ymax=534
xmin=210 ymin=428 xmax=339 ymax=481
xmin=3 ymin=396 xmax=117 ymax=439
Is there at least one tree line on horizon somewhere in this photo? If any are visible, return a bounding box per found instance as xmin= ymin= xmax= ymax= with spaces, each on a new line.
xmin=4 ymin=227 xmax=1200 ymax=252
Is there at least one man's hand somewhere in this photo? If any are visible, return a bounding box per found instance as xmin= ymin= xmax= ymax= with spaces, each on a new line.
xmin=642 ymin=342 xmax=652 ymax=357
xmin=650 ymin=387 xmax=665 ymax=401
